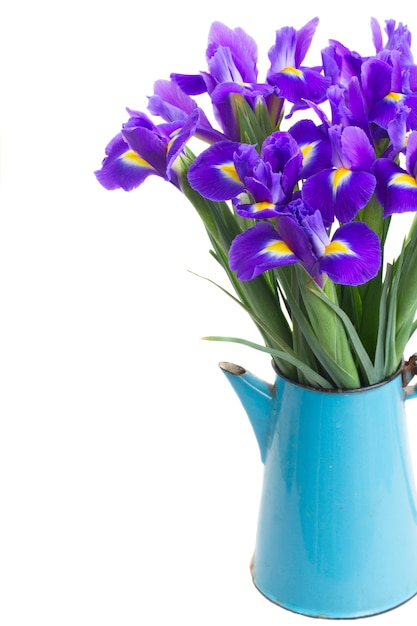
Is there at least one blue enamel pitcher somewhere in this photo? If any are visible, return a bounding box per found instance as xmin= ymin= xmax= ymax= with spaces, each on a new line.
xmin=220 ymin=359 xmax=417 ymax=618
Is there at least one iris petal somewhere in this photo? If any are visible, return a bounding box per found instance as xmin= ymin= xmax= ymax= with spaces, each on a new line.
xmin=404 ymin=95 xmax=417 ymax=131
xmin=406 ymin=131 xmax=417 ymax=178
xmin=295 ymin=17 xmax=320 ymax=66
xmin=166 ymin=109 xmax=200 ymax=182
xmin=268 ymin=68 xmax=326 ymax=104
xmin=208 ymin=46 xmax=244 ymax=84
xmin=319 ymin=222 xmax=381 ymax=285
xmin=240 ymin=175 xmax=273 ymax=203
xmin=206 ymin=22 xmax=259 ymax=84
xmin=301 ymin=170 xmax=335 ymax=225
xmin=369 ymin=94 xmax=405 ymax=129
xmin=233 ymin=198 xmax=281 ymax=219
xmin=288 ymin=119 xmax=332 ymax=177
xmin=278 ymin=213 xmax=319 ymax=277
xmin=148 ymin=79 xmax=196 ymax=121
xmin=302 ymin=168 xmax=376 ymax=224
xmin=229 ymin=222 xmax=298 ymax=280
xmin=122 ymin=126 xmax=168 ymax=177
xmin=361 ymin=58 xmax=392 ymax=109
xmin=374 ymin=158 xmax=417 ymax=216
xmin=95 ymin=134 xmax=158 ymax=191
xmin=268 ymin=26 xmax=297 ymax=74
xmin=187 ymin=141 xmax=244 ymax=200
xmin=340 ymin=125 xmax=376 ymax=170
xmin=170 ymin=73 xmax=208 ymax=96
xmin=333 ymin=170 xmax=376 ymax=222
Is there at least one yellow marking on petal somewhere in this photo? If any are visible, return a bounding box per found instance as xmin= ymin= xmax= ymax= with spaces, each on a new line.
xmin=332 ymin=167 xmax=351 ymax=190
xmin=265 ymin=241 xmax=293 ymax=255
xmin=389 ymin=172 xmax=417 ymax=188
xmin=254 ymin=201 xmax=275 ymax=212
xmin=167 ymin=129 xmax=180 ymax=151
xmin=385 ymin=91 xmax=403 ymax=102
xmin=281 ymin=67 xmax=303 ymax=78
xmin=300 ymin=141 xmax=318 ymax=164
xmin=301 ymin=144 xmax=312 ymax=159
xmin=217 ymin=162 xmax=241 ymax=183
xmin=325 ymin=240 xmax=354 ymax=256
xmin=122 ymin=150 xmax=151 ymax=168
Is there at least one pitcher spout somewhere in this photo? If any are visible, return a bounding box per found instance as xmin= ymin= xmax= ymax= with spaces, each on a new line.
xmin=219 ymin=362 xmax=276 ymax=463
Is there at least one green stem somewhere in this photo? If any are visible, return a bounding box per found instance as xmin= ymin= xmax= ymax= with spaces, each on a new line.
xmin=178 ymin=162 xmax=296 ymax=378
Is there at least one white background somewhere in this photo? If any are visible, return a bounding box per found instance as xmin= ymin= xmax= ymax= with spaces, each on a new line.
xmin=1 ymin=1 xmax=417 ymax=624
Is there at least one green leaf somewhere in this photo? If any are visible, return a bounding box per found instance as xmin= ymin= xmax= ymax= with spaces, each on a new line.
xmin=188 ymin=269 xmax=291 ymax=349
xmin=385 ymin=253 xmax=403 ymax=374
xmin=374 ymin=263 xmax=392 ymax=379
xmin=202 ymin=335 xmax=333 ymax=389
xmin=277 ymin=268 xmax=360 ymax=388
xmin=356 ymin=272 xmax=383 ymax=360
xmin=408 ymin=318 xmax=417 ymax=342
xmin=232 ymin=95 xmax=269 ymax=147
xmin=254 ymin=98 xmax=275 ymax=137
xmin=359 ymin=194 xmax=387 ymax=244
xmin=395 ymin=228 xmax=417 ymax=364
xmin=306 ymin=281 xmax=378 ymax=385
xmin=178 ymin=156 xmax=295 ymax=376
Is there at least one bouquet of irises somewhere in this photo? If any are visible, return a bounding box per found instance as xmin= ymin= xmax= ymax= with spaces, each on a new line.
xmin=95 ymin=17 xmax=417 ymax=390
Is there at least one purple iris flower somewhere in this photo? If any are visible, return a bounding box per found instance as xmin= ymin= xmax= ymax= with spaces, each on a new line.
xmin=321 ymin=39 xmax=363 ymax=92
xmin=372 ymin=18 xmax=415 ymax=67
xmin=326 ymin=81 xmax=374 ymax=141
xmin=323 ymin=19 xmax=416 ymax=92
xmin=187 ymin=131 xmax=302 ymax=217
xmin=380 ymin=102 xmax=410 ymax=159
xmin=360 ymin=55 xmax=417 ymax=131
xmin=301 ymin=124 xmax=376 ymax=224
xmin=267 ymin=17 xmax=331 ymax=113
xmin=374 ymin=130 xmax=417 ymax=216
xmin=170 ymin=21 xmax=283 ymax=141
xmin=170 ymin=22 xmax=258 ymax=96
xmin=320 ymin=43 xmax=380 ymax=147
xmin=147 ymin=79 xmax=226 ymax=144
xmin=95 ymin=108 xmax=200 ymax=191
xmin=287 ymin=119 xmax=332 ymax=178
xmin=228 ymin=198 xmax=381 ymax=286
xmin=322 ymin=19 xmax=417 ymax=139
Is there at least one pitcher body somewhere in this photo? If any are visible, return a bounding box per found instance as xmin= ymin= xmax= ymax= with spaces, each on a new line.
xmin=222 ymin=363 xmax=417 ymax=618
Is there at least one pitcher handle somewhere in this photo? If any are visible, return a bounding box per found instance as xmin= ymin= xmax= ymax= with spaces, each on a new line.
xmin=402 ymin=354 xmax=417 ymax=400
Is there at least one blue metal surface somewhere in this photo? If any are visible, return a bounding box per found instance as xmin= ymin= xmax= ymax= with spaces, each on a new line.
xmin=220 ymin=362 xmax=417 ymax=618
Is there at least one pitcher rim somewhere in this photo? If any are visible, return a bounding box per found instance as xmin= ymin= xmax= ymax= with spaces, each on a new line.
xmin=271 ymin=359 xmax=404 ymax=395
